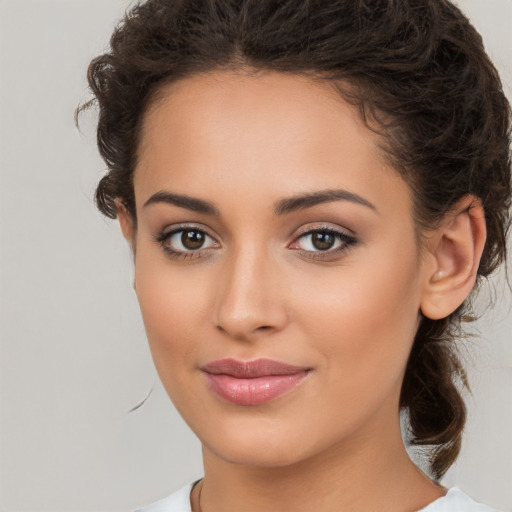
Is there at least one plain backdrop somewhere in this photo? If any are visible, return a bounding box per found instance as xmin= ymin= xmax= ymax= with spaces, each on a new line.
xmin=0 ymin=1 xmax=511 ymax=511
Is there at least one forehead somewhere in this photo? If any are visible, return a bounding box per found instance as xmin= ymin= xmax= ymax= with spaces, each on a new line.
xmin=134 ymin=70 xmax=411 ymax=219
xmin=139 ymin=71 xmax=375 ymax=162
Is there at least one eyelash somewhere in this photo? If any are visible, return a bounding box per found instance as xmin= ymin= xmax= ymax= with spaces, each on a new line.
xmin=154 ymin=224 xmax=358 ymax=261
xmin=291 ymin=226 xmax=357 ymax=260
xmin=154 ymin=224 xmax=219 ymax=260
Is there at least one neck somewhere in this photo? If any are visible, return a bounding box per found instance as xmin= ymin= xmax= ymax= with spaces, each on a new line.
xmin=195 ymin=416 xmax=444 ymax=512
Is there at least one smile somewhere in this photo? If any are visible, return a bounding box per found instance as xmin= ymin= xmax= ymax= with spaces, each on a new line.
xmin=200 ymin=358 xmax=312 ymax=406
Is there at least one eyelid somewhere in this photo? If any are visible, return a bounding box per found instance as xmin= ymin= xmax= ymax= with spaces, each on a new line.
xmin=291 ymin=223 xmax=356 ymax=242
xmin=154 ymin=223 xmax=220 ymax=259
xmin=293 ymin=221 xmax=355 ymax=237
xmin=288 ymin=224 xmax=358 ymax=258
xmin=157 ymin=222 xmax=218 ymax=241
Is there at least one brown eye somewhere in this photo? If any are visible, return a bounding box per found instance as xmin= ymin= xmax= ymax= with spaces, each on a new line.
xmin=181 ymin=230 xmax=205 ymax=250
xmin=158 ymin=227 xmax=218 ymax=256
xmin=290 ymin=227 xmax=357 ymax=258
xmin=296 ymin=230 xmax=342 ymax=252
xmin=311 ymin=232 xmax=336 ymax=251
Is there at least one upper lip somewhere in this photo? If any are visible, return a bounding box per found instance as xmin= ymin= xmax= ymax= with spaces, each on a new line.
xmin=200 ymin=358 xmax=311 ymax=378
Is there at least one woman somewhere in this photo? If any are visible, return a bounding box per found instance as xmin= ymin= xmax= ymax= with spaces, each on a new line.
xmin=83 ymin=0 xmax=511 ymax=510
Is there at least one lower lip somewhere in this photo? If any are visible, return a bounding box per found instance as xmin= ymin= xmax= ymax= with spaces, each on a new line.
xmin=204 ymin=372 xmax=310 ymax=406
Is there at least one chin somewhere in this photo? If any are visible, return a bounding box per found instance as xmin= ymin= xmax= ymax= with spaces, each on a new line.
xmin=208 ymin=440 xmax=311 ymax=468
xmin=198 ymin=416 xmax=330 ymax=469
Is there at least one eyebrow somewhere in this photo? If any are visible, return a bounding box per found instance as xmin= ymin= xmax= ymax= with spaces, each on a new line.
xmin=143 ymin=188 xmax=377 ymax=216
xmin=143 ymin=191 xmax=220 ymax=215
xmin=274 ymin=189 xmax=377 ymax=215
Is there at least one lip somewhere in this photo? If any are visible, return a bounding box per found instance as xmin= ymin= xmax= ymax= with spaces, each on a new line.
xmin=200 ymin=358 xmax=311 ymax=406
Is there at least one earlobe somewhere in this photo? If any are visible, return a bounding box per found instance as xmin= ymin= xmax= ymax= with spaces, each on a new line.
xmin=420 ymin=195 xmax=486 ymax=320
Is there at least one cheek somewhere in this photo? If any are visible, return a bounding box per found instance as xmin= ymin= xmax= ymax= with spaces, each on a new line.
xmin=290 ymin=248 xmax=423 ymax=400
xmin=133 ymin=252 xmax=210 ymax=386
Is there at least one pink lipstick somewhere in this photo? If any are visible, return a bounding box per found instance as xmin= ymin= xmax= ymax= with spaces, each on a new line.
xmin=200 ymin=358 xmax=311 ymax=406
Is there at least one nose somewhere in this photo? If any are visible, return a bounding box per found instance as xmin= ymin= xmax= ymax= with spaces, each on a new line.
xmin=213 ymin=246 xmax=288 ymax=341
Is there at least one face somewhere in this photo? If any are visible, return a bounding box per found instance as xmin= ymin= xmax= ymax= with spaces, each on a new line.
xmin=128 ymin=71 xmax=431 ymax=468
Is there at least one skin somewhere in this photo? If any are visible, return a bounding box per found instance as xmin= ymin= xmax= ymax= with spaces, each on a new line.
xmin=118 ymin=71 xmax=486 ymax=512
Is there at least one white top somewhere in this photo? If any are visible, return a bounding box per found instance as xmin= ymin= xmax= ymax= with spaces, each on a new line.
xmin=136 ymin=483 xmax=502 ymax=512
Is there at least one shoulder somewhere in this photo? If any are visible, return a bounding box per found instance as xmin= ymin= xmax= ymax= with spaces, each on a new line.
xmin=419 ymin=488 xmax=503 ymax=512
xmin=135 ymin=483 xmax=194 ymax=512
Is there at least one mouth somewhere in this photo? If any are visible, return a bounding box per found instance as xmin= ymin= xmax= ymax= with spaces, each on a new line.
xmin=200 ymin=358 xmax=312 ymax=406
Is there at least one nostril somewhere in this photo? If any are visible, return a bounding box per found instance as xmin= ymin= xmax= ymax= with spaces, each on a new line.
xmin=215 ymin=323 xmax=274 ymax=339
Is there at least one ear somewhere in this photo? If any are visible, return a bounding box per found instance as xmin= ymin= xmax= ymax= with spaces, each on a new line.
xmin=115 ymin=197 xmax=137 ymax=264
xmin=420 ymin=195 xmax=486 ymax=320
xmin=115 ymin=198 xmax=136 ymax=242
xmin=115 ymin=199 xmax=137 ymax=290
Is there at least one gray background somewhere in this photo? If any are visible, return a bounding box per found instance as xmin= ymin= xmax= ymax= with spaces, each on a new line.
xmin=0 ymin=1 xmax=510 ymax=511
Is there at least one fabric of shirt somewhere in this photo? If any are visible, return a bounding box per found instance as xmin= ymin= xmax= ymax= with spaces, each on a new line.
xmin=136 ymin=483 xmax=502 ymax=512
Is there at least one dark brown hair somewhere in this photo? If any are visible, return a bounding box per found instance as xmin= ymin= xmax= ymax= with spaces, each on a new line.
xmin=83 ymin=0 xmax=511 ymax=479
